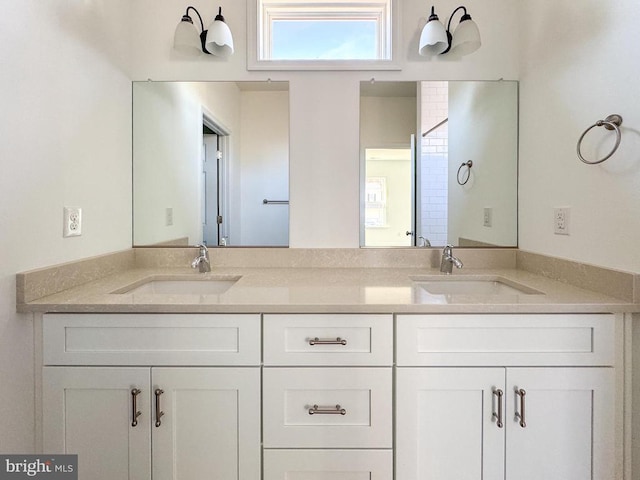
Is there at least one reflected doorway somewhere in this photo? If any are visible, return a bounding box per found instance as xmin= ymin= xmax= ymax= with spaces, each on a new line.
xmin=202 ymin=116 xmax=229 ymax=246
xmin=363 ymin=146 xmax=414 ymax=247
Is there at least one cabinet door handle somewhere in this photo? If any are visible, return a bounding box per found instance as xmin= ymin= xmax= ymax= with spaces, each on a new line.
xmin=492 ymin=388 xmax=503 ymax=428
xmin=308 ymin=337 xmax=347 ymax=346
xmin=308 ymin=404 xmax=347 ymax=415
xmin=515 ymin=388 xmax=526 ymax=428
xmin=155 ymin=388 xmax=165 ymax=427
xmin=131 ymin=388 xmax=142 ymax=427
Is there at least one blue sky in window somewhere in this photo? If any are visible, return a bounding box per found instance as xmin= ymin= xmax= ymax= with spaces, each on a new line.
xmin=272 ymin=20 xmax=377 ymax=60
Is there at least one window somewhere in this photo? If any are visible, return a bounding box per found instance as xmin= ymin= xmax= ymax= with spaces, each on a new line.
xmin=248 ymin=0 xmax=398 ymax=70
xmin=364 ymin=177 xmax=388 ymax=227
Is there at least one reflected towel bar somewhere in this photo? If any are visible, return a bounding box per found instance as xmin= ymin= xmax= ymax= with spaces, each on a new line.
xmin=422 ymin=117 xmax=449 ymax=137
xmin=263 ymin=199 xmax=289 ymax=205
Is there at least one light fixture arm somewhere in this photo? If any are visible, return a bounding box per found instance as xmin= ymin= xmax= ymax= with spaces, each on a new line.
xmin=183 ymin=6 xmax=212 ymax=54
xmin=184 ymin=6 xmax=205 ymax=32
xmin=442 ymin=5 xmax=469 ymax=54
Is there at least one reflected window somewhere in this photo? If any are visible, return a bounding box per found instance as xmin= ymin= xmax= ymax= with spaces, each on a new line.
xmin=365 ymin=177 xmax=387 ymax=227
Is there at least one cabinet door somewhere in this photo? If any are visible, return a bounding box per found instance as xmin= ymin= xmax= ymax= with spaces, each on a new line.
xmin=43 ymin=367 xmax=151 ymax=480
xmin=396 ymin=368 xmax=505 ymax=480
xmin=151 ymin=367 xmax=260 ymax=480
xmin=505 ymin=368 xmax=615 ymax=480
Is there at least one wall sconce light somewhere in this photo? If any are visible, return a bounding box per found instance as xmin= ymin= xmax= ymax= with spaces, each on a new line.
xmin=419 ymin=5 xmax=481 ymax=56
xmin=174 ymin=6 xmax=234 ymax=58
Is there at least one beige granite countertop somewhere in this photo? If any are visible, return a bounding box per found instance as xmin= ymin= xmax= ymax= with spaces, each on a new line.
xmin=17 ymin=264 xmax=639 ymax=315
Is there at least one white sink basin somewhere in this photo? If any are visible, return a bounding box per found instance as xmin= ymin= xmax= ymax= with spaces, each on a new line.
xmin=113 ymin=276 xmax=241 ymax=295
xmin=411 ymin=275 xmax=543 ymax=296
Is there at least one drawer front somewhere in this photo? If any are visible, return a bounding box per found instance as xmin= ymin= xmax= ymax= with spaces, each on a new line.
xmin=263 ymin=367 xmax=392 ymax=448
xmin=263 ymin=314 xmax=393 ymax=366
xmin=43 ymin=313 xmax=260 ymax=366
xmin=396 ymin=314 xmax=616 ymax=366
xmin=264 ymin=450 xmax=393 ymax=480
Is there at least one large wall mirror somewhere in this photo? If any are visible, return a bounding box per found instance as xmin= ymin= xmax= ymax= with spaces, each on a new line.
xmin=360 ymin=80 xmax=518 ymax=248
xmin=133 ymin=81 xmax=289 ymax=247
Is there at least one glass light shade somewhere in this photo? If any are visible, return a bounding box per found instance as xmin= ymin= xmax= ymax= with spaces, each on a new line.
xmin=419 ymin=19 xmax=448 ymax=56
xmin=205 ymin=20 xmax=234 ymax=57
xmin=174 ymin=19 xmax=203 ymax=57
xmin=450 ymin=18 xmax=481 ymax=56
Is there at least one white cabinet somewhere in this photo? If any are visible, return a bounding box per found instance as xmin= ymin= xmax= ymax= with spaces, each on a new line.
xmin=396 ymin=367 xmax=614 ymax=480
xmin=151 ymin=368 xmax=260 ymax=480
xmin=43 ymin=367 xmax=151 ymax=480
xmin=504 ymin=368 xmax=614 ymax=480
xmin=39 ymin=310 xmax=619 ymax=480
xmin=262 ymin=314 xmax=393 ymax=480
xmin=42 ymin=314 xmax=262 ymax=480
xmin=43 ymin=366 xmax=260 ymax=480
xmin=395 ymin=314 xmax=617 ymax=480
xmin=396 ymin=368 xmax=505 ymax=480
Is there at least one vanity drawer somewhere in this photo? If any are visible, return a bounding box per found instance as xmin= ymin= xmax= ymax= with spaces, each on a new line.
xmin=263 ymin=449 xmax=393 ymax=480
xmin=263 ymin=367 xmax=392 ymax=448
xmin=396 ymin=314 xmax=616 ymax=366
xmin=43 ymin=313 xmax=261 ymax=366
xmin=263 ymin=314 xmax=393 ymax=366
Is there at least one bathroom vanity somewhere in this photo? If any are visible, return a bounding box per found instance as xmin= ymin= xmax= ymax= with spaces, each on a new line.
xmin=18 ymin=248 xmax=637 ymax=480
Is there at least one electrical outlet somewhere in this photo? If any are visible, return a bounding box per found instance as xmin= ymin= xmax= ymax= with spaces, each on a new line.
xmin=166 ymin=207 xmax=174 ymax=226
xmin=483 ymin=207 xmax=493 ymax=227
xmin=63 ymin=207 xmax=82 ymax=237
xmin=554 ymin=207 xmax=570 ymax=235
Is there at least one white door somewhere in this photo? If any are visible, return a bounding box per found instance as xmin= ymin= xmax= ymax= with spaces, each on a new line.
xmin=203 ymin=134 xmax=220 ymax=246
xmin=43 ymin=367 xmax=151 ymax=480
xmin=151 ymin=367 xmax=261 ymax=480
xmin=505 ymin=368 xmax=615 ymax=480
xmin=396 ymin=368 xmax=505 ymax=480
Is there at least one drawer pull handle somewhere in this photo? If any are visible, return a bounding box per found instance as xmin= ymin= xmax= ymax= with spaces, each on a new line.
xmin=492 ymin=388 xmax=503 ymax=428
xmin=131 ymin=388 xmax=142 ymax=427
xmin=515 ymin=388 xmax=526 ymax=428
xmin=155 ymin=388 xmax=165 ymax=427
xmin=308 ymin=404 xmax=347 ymax=415
xmin=308 ymin=337 xmax=347 ymax=346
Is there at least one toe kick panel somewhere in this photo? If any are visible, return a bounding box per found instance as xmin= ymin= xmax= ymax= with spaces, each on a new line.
xmin=263 ymin=367 xmax=392 ymax=448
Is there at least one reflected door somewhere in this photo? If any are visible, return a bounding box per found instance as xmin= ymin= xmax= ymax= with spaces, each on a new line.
xmin=202 ymin=134 xmax=220 ymax=246
xmin=363 ymin=146 xmax=413 ymax=247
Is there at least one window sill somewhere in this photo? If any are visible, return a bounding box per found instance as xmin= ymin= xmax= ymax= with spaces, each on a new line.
xmin=247 ymin=59 xmax=401 ymax=71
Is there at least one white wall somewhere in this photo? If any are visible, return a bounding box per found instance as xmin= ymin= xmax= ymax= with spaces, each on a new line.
xmin=448 ymin=81 xmax=518 ymax=246
xmin=518 ymin=0 xmax=640 ymax=273
xmin=133 ymin=82 xmax=206 ymax=245
xmin=239 ymin=90 xmax=289 ymax=246
xmin=0 ymin=2 xmax=132 ymax=452
xmin=133 ymin=82 xmax=243 ymax=245
xmin=130 ymin=0 xmax=521 ymax=248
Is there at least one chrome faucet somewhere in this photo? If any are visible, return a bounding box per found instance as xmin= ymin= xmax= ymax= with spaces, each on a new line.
xmin=440 ymin=245 xmax=463 ymax=274
xmin=418 ymin=236 xmax=432 ymax=247
xmin=191 ymin=244 xmax=211 ymax=273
